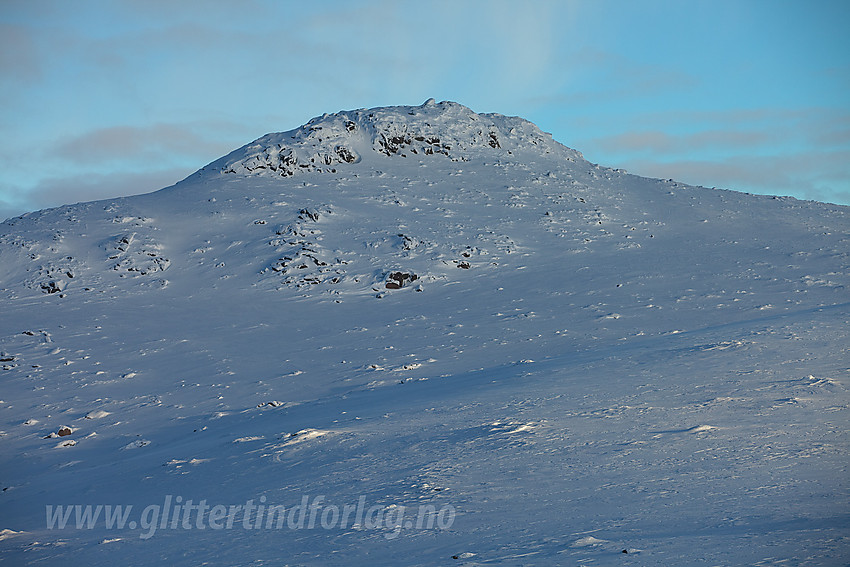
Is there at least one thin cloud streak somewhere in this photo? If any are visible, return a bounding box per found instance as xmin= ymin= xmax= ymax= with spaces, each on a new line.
xmin=573 ymin=106 xmax=850 ymax=205
xmin=0 ymin=167 xmax=194 ymax=222
xmin=54 ymin=124 xmax=234 ymax=164
xmin=593 ymin=130 xmax=773 ymax=155
xmin=0 ymin=23 xmax=42 ymax=85
xmin=620 ymin=149 xmax=850 ymax=205
xmin=23 ymin=168 xmax=194 ymax=212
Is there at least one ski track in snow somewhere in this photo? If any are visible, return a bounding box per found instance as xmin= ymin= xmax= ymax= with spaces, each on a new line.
xmin=0 ymin=100 xmax=848 ymax=566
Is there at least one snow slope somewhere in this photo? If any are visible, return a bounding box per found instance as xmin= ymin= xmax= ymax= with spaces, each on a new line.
xmin=1 ymin=100 xmax=848 ymax=565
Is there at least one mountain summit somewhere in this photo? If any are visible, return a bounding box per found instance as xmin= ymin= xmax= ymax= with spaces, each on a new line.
xmin=196 ymin=99 xmax=582 ymax=180
xmin=1 ymin=102 xmax=848 ymax=565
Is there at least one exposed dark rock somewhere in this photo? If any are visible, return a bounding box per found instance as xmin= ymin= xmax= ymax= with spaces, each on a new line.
xmin=385 ymin=271 xmax=418 ymax=289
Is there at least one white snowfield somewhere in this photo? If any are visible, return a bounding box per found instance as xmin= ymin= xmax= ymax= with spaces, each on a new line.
xmin=1 ymin=100 xmax=848 ymax=565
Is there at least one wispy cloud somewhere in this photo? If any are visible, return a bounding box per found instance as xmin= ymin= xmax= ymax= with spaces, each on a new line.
xmin=10 ymin=167 xmax=194 ymax=217
xmin=523 ymin=49 xmax=701 ymax=110
xmin=594 ymin=130 xmax=773 ymax=155
xmin=0 ymin=24 xmax=42 ymax=85
xmin=586 ymin=107 xmax=850 ymax=141
xmin=571 ymin=106 xmax=850 ymax=205
xmin=620 ymin=149 xmax=850 ymax=205
xmin=54 ymin=124 xmax=233 ymax=164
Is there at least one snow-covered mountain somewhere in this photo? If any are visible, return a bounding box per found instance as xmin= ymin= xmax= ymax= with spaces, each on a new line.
xmin=1 ymin=100 xmax=848 ymax=565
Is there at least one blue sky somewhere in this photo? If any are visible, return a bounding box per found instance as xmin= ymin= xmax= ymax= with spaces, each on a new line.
xmin=1 ymin=0 xmax=848 ymax=221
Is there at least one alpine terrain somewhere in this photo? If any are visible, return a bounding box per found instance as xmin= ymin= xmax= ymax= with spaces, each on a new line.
xmin=1 ymin=100 xmax=848 ymax=565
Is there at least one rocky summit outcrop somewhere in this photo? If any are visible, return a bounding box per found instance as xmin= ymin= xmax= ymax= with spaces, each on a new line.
xmin=194 ymin=99 xmax=583 ymax=179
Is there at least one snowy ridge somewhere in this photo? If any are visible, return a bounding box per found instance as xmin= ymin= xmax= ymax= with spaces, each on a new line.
xmin=196 ymin=99 xmax=582 ymax=179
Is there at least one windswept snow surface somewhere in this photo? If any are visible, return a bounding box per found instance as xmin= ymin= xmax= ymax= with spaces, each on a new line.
xmin=1 ymin=101 xmax=848 ymax=565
